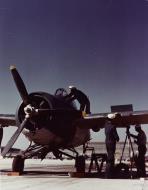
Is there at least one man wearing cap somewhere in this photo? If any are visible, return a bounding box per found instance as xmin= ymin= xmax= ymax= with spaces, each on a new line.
xmin=65 ymin=86 xmax=91 ymax=114
xmin=105 ymin=114 xmax=119 ymax=178
xmin=129 ymin=124 xmax=147 ymax=177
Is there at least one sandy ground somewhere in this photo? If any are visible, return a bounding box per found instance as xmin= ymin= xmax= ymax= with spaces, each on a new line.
xmin=0 ymin=158 xmax=148 ymax=190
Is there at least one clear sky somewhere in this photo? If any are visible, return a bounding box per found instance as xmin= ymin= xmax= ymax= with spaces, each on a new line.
xmin=0 ymin=0 xmax=148 ymax=148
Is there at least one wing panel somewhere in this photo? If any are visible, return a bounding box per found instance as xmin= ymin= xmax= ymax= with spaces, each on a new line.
xmin=76 ymin=112 xmax=148 ymax=129
xmin=0 ymin=115 xmax=16 ymax=126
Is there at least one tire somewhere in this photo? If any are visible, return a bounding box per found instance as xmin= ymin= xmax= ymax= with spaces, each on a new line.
xmin=12 ymin=155 xmax=25 ymax=173
xmin=75 ymin=155 xmax=85 ymax=172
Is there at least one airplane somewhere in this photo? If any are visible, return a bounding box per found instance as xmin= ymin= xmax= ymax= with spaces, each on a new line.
xmin=1 ymin=66 xmax=148 ymax=173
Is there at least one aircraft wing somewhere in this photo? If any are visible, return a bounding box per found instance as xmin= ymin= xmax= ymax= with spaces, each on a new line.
xmin=1 ymin=110 xmax=148 ymax=128
xmin=0 ymin=114 xmax=16 ymax=126
xmin=76 ymin=111 xmax=148 ymax=129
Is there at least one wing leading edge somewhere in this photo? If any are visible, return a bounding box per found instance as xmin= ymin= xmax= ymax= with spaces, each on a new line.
xmin=77 ymin=111 xmax=148 ymax=129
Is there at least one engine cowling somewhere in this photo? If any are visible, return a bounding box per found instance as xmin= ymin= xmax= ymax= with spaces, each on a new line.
xmin=15 ymin=92 xmax=82 ymax=141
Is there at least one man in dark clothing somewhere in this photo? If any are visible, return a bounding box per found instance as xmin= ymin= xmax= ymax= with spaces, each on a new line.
xmin=0 ymin=126 xmax=3 ymax=148
xmin=128 ymin=124 xmax=147 ymax=177
xmin=65 ymin=86 xmax=91 ymax=114
xmin=105 ymin=114 xmax=119 ymax=178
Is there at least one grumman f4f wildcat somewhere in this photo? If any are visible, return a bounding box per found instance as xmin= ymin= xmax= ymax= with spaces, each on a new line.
xmin=1 ymin=66 xmax=148 ymax=173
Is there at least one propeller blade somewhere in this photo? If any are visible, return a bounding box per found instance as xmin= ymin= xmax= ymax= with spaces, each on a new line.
xmin=10 ymin=65 xmax=29 ymax=105
xmin=0 ymin=127 xmax=3 ymax=148
xmin=1 ymin=117 xmax=29 ymax=157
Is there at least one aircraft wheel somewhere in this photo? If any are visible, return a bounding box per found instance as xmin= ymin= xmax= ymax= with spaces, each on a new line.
xmin=12 ymin=155 xmax=25 ymax=174
xmin=75 ymin=155 xmax=85 ymax=172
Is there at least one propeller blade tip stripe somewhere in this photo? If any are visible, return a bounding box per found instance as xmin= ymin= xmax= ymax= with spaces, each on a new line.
xmin=10 ymin=65 xmax=16 ymax=70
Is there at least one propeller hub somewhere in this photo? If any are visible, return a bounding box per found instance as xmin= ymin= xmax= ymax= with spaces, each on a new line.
xmin=24 ymin=104 xmax=36 ymax=118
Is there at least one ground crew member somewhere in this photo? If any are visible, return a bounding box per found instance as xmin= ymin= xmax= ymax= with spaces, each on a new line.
xmin=105 ymin=114 xmax=119 ymax=178
xmin=128 ymin=124 xmax=147 ymax=177
xmin=65 ymin=86 xmax=91 ymax=114
xmin=0 ymin=126 xmax=3 ymax=148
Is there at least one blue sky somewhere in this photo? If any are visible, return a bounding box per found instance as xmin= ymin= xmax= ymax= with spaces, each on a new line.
xmin=0 ymin=0 xmax=148 ymax=148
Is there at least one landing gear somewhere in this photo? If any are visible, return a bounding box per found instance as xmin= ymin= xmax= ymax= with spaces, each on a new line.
xmin=12 ymin=155 xmax=25 ymax=173
xmin=75 ymin=155 xmax=85 ymax=172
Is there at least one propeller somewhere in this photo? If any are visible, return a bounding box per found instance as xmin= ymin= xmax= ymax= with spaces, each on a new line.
xmin=10 ymin=65 xmax=29 ymax=105
xmin=2 ymin=66 xmax=31 ymax=157
xmin=2 ymin=66 xmax=52 ymax=157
